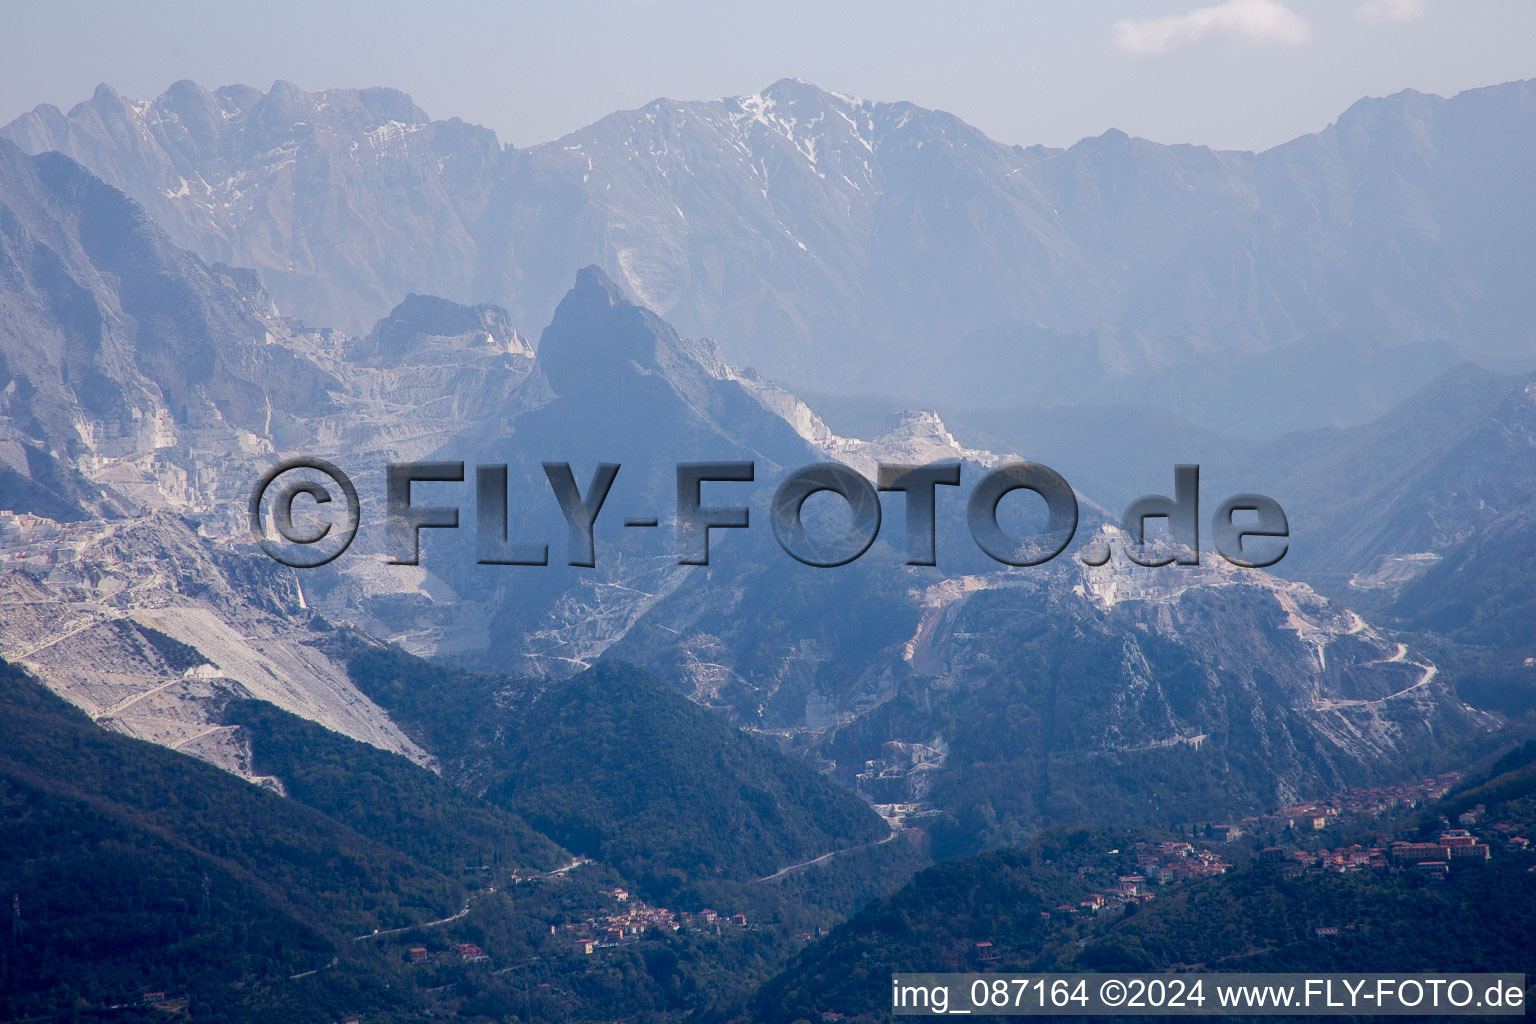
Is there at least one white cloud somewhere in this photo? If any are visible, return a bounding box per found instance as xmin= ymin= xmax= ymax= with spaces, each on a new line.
xmin=1112 ymin=0 xmax=1311 ymax=56
xmin=1356 ymin=0 xmax=1427 ymax=22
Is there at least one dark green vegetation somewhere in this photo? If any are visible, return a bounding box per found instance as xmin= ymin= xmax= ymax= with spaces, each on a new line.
xmin=1408 ymin=740 xmax=1536 ymax=837
xmin=0 ymin=645 xmax=928 ymax=1022
xmin=490 ymin=664 xmax=888 ymax=895
xmin=5 ymin=69 xmax=1536 ymax=1024
xmin=750 ymin=827 xmax=1143 ymax=1022
xmin=1083 ymin=860 xmax=1536 ymax=975
xmin=345 ymin=645 xmax=891 ymax=901
xmin=225 ymin=698 xmax=567 ymax=876
xmin=11 ymin=624 xmax=1528 ymax=1024
xmin=751 ymin=838 xmax=1536 ymax=1023
xmin=0 ymin=657 xmax=460 ymax=1020
xmin=338 ymin=643 xmax=928 ymax=1010
xmin=746 ymin=744 xmax=1536 ymax=1024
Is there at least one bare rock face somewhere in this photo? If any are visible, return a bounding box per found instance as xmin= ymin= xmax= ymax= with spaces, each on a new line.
xmin=0 ymin=142 xmax=518 ymax=779
xmin=4 ymin=80 xmax=499 ymax=334
xmin=0 ymin=145 xmax=1499 ymax=832
xmin=311 ymin=270 xmax=1486 ymax=833
xmin=0 ymin=510 xmax=432 ymax=780
xmin=0 ymin=139 xmax=337 ymax=509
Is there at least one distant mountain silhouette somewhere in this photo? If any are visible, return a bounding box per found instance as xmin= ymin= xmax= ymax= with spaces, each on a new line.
xmin=9 ymin=78 xmax=1535 ymax=432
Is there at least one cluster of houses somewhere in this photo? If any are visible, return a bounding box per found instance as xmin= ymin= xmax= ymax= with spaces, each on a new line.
xmin=560 ymin=888 xmax=751 ymax=955
xmin=679 ymin=907 xmax=750 ymax=931
xmin=1058 ymin=875 xmax=1156 ymax=917
xmin=401 ymin=886 xmax=760 ymax=969
xmin=1260 ymin=829 xmax=1505 ymax=879
xmin=1238 ymin=773 xmax=1463 ymax=835
xmin=1040 ymin=842 xmax=1234 ymax=919
xmin=404 ymin=942 xmax=488 ymax=965
xmin=1134 ymin=840 xmax=1234 ymax=883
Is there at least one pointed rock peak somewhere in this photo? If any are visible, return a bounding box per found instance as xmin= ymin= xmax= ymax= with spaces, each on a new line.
xmin=762 ymin=77 xmax=828 ymax=102
xmin=1344 ymin=86 xmax=1433 ymax=114
xmin=88 ymin=83 xmax=126 ymax=111
xmin=570 ymin=264 xmax=632 ymax=309
xmin=740 ymin=78 xmax=854 ymax=121
xmin=248 ymin=81 xmax=320 ymax=141
xmin=537 ymin=267 xmax=681 ymax=395
xmin=159 ymin=80 xmax=224 ymax=131
xmin=267 ymin=79 xmax=307 ymax=100
xmin=1091 ymin=127 xmax=1131 ymax=146
xmin=1067 ymin=127 xmax=1137 ymax=159
xmin=257 ymin=80 xmax=312 ymax=121
xmin=848 ymin=408 xmax=1004 ymax=469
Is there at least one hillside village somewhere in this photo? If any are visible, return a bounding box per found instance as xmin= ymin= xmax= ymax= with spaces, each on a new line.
xmin=1260 ymin=828 xmax=1512 ymax=879
xmin=556 ymin=888 xmax=749 ymax=955
xmin=1232 ymin=773 xmax=1464 ymax=836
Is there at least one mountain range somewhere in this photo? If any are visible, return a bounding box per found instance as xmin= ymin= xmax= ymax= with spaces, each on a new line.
xmin=3 ymin=72 xmax=1536 ymax=1021
xmin=7 ymin=77 xmax=1535 ymax=432
xmin=0 ymin=127 xmax=1495 ymax=841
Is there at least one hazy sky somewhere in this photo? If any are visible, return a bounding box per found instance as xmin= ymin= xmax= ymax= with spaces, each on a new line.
xmin=3 ymin=0 xmax=1533 ymax=152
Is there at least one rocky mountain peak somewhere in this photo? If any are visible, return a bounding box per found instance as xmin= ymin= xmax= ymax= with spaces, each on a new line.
xmin=9 ymin=76 xmax=1536 ymax=428
xmin=571 ymin=263 xmax=627 ymax=308
xmin=749 ymin=76 xmax=854 ymax=115
xmin=364 ymin=293 xmax=527 ymax=364
xmin=535 ymin=266 xmax=669 ymax=395
xmin=881 ymin=408 xmax=950 ymax=435
xmin=87 ymin=82 xmax=125 ymax=110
